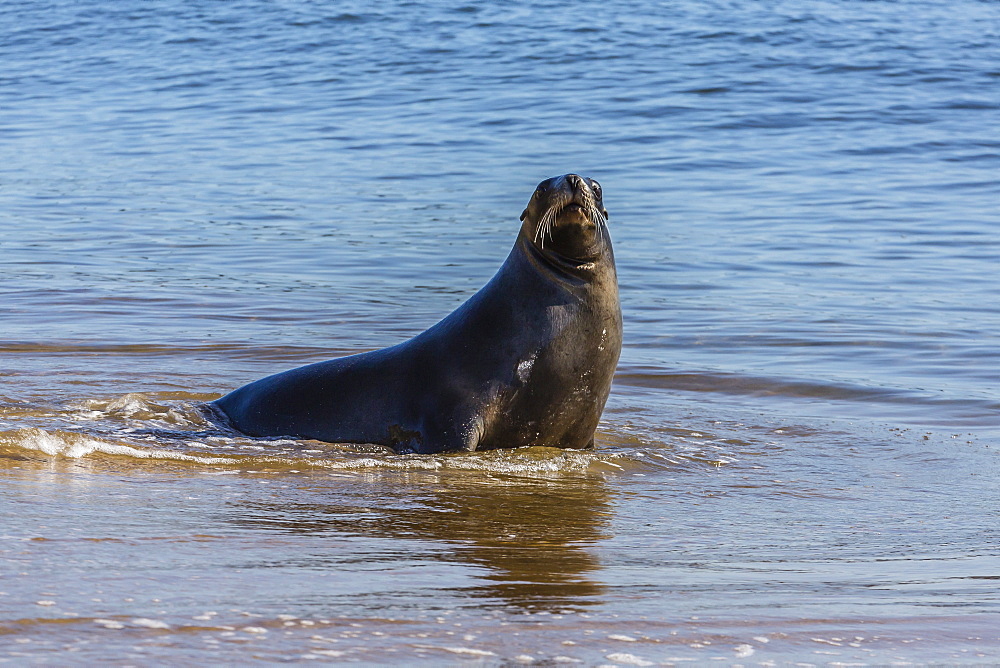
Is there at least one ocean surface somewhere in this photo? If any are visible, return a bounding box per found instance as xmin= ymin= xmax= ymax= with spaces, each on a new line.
xmin=2 ymin=0 xmax=999 ymax=663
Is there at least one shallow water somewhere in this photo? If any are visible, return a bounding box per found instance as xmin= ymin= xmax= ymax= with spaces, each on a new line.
xmin=2 ymin=0 xmax=1000 ymax=663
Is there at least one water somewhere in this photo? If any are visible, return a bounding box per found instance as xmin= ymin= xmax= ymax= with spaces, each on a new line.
xmin=2 ymin=0 xmax=999 ymax=663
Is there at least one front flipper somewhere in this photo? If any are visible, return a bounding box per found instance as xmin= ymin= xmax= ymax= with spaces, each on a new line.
xmin=460 ymin=415 xmax=486 ymax=452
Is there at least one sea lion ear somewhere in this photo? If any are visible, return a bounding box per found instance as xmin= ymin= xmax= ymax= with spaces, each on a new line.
xmin=520 ymin=208 xmax=528 ymax=221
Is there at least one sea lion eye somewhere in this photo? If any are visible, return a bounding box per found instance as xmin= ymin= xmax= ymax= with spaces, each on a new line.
xmin=590 ymin=180 xmax=602 ymax=197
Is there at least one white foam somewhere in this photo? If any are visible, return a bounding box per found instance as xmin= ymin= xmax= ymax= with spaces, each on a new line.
xmin=9 ymin=427 xmax=236 ymax=464
xmin=67 ymin=393 xmax=206 ymax=429
xmin=4 ymin=423 xmax=644 ymax=475
xmin=106 ymin=393 xmax=153 ymax=416
xmin=307 ymin=448 xmax=619 ymax=475
xmin=439 ymin=647 xmax=495 ymax=656
xmin=605 ymin=653 xmax=655 ymax=666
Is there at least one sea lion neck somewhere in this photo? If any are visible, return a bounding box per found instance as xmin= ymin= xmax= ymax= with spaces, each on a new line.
xmin=515 ymin=229 xmax=612 ymax=287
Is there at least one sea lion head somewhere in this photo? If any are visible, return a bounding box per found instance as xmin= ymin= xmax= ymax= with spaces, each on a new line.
xmin=520 ymin=174 xmax=609 ymax=261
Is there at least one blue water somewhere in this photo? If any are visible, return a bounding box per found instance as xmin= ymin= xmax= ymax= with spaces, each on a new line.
xmin=2 ymin=0 xmax=999 ymax=663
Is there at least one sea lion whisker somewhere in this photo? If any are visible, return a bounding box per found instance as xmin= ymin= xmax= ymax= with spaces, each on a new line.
xmin=538 ymin=206 xmax=554 ymax=246
xmin=586 ymin=205 xmax=605 ymax=243
xmin=539 ymin=207 xmax=558 ymax=248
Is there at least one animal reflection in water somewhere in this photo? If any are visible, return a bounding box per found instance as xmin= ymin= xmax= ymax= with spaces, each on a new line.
xmin=229 ymin=469 xmax=610 ymax=610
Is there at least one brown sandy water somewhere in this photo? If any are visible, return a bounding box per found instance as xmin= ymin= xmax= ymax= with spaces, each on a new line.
xmin=3 ymin=348 xmax=999 ymax=663
xmin=3 ymin=0 xmax=1000 ymax=663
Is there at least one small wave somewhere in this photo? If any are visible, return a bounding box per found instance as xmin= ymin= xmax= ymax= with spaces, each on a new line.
xmin=1 ymin=427 xmax=237 ymax=464
xmin=0 ymin=340 xmax=350 ymax=363
xmin=68 ymin=392 xmax=203 ymax=425
xmin=616 ymin=366 xmax=899 ymax=402
xmin=73 ymin=393 xmax=161 ymax=419
xmin=286 ymin=447 xmax=630 ymax=475
xmin=3 ymin=390 xmax=710 ymax=476
xmin=614 ymin=365 xmax=1000 ymax=416
xmin=0 ymin=424 xmax=652 ymax=477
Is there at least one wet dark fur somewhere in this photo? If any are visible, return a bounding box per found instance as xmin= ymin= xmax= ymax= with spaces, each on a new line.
xmin=212 ymin=174 xmax=622 ymax=454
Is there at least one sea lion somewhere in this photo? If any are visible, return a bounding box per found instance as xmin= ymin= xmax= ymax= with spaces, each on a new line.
xmin=212 ymin=174 xmax=622 ymax=454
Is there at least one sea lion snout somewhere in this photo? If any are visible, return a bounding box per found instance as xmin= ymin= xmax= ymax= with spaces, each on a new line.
xmin=520 ymin=173 xmax=610 ymax=257
xmin=565 ymin=174 xmax=607 ymax=218
xmin=565 ymin=173 xmax=586 ymax=193
xmin=548 ymin=174 xmax=591 ymax=203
